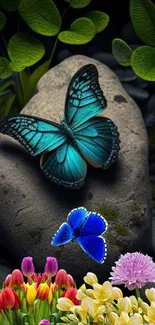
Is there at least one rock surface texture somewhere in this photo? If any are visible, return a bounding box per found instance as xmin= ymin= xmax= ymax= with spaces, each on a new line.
xmin=0 ymin=55 xmax=152 ymax=282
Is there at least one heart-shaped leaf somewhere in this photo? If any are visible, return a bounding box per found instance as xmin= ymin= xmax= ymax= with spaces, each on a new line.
xmin=8 ymin=33 xmax=45 ymax=71
xmin=130 ymin=0 xmax=155 ymax=46
xmin=0 ymin=57 xmax=13 ymax=78
xmin=85 ymin=11 xmax=109 ymax=33
xmin=0 ymin=0 xmax=21 ymax=11
xmin=19 ymin=0 xmax=61 ymax=36
xmin=131 ymin=45 xmax=155 ymax=81
xmin=70 ymin=0 xmax=92 ymax=8
xmin=0 ymin=12 xmax=6 ymax=31
xmin=112 ymin=38 xmax=133 ymax=66
xmin=58 ymin=17 xmax=96 ymax=45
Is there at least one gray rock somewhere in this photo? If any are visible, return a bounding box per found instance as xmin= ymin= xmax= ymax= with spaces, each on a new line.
xmin=0 ymin=55 xmax=152 ymax=283
xmin=92 ymin=52 xmax=119 ymax=68
xmin=57 ymin=49 xmax=72 ymax=63
xmin=113 ymin=68 xmax=137 ymax=82
xmin=122 ymin=83 xmax=149 ymax=101
xmin=0 ymin=259 xmax=13 ymax=286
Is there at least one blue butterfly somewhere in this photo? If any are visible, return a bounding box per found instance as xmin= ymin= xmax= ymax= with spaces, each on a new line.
xmin=0 ymin=64 xmax=120 ymax=189
xmin=51 ymin=207 xmax=108 ymax=263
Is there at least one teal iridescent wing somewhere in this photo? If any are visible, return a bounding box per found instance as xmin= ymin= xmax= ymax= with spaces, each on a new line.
xmin=0 ymin=115 xmax=66 ymax=156
xmin=74 ymin=117 xmax=120 ymax=169
xmin=40 ymin=142 xmax=87 ymax=189
xmin=65 ymin=64 xmax=107 ymax=129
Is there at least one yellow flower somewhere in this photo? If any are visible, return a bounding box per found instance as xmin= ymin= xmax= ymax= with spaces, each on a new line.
xmin=93 ymin=281 xmax=113 ymax=302
xmin=26 ymin=284 xmax=36 ymax=305
xmin=108 ymin=311 xmax=119 ymax=325
xmin=144 ymin=301 xmax=155 ymax=323
xmin=112 ymin=287 xmax=123 ymax=300
xmin=146 ymin=288 xmax=155 ymax=303
xmin=84 ymin=272 xmax=98 ymax=286
xmin=115 ymin=312 xmax=143 ymax=325
xmin=118 ymin=297 xmax=132 ymax=313
xmin=48 ymin=283 xmax=53 ymax=304
xmin=57 ymin=298 xmax=74 ymax=311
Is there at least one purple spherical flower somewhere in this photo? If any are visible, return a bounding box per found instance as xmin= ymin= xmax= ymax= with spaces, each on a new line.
xmin=109 ymin=252 xmax=155 ymax=290
xmin=44 ymin=257 xmax=58 ymax=277
xmin=39 ymin=320 xmax=50 ymax=325
xmin=21 ymin=257 xmax=35 ymax=277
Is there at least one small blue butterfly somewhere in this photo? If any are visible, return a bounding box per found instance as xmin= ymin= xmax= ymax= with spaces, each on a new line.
xmin=51 ymin=207 xmax=108 ymax=263
xmin=0 ymin=64 xmax=120 ymax=189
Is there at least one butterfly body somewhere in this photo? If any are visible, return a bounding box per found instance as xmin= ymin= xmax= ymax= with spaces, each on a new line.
xmin=0 ymin=64 xmax=120 ymax=189
xmin=51 ymin=207 xmax=108 ymax=263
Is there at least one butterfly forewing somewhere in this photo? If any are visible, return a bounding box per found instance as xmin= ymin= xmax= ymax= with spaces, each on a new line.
xmin=52 ymin=222 xmax=73 ymax=246
xmin=80 ymin=212 xmax=108 ymax=236
xmin=65 ymin=64 xmax=107 ymax=129
xmin=0 ymin=115 xmax=65 ymax=156
xmin=67 ymin=207 xmax=88 ymax=231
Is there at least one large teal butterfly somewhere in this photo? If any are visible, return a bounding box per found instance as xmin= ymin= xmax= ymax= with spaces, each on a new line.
xmin=0 ymin=64 xmax=120 ymax=189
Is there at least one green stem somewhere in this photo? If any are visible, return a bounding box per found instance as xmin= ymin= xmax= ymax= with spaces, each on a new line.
xmin=135 ymin=287 xmax=140 ymax=299
xmin=36 ymin=300 xmax=43 ymax=325
xmin=8 ymin=309 xmax=13 ymax=325
xmin=48 ymin=3 xmax=71 ymax=67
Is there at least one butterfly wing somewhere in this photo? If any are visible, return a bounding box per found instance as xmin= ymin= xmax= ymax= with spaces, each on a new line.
xmin=77 ymin=235 xmax=107 ymax=263
xmin=0 ymin=115 xmax=66 ymax=156
xmin=80 ymin=212 xmax=108 ymax=236
xmin=40 ymin=142 xmax=87 ymax=189
xmin=65 ymin=64 xmax=107 ymax=129
xmin=74 ymin=117 xmax=120 ymax=169
xmin=52 ymin=222 xmax=73 ymax=245
xmin=67 ymin=207 xmax=88 ymax=231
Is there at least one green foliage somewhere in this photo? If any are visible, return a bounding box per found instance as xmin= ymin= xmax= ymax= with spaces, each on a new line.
xmin=112 ymin=0 xmax=155 ymax=81
xmin=0 ymin=0 xmax=109 ymax=116
xmin=130 ymin=0 xmax=155 ymax=47
xmin=0 ymin=0 xmax=21 ymax=11
xmin=112 ymin=38 xmax=133 ymax=66
xmin=85 ymin=10 xmax=109 ymax=33
xmin=131 ymin=46 xmax=155 ymax=81
xmin=18 ymin=0 xmax=61 ymax=36
xmin=58 ymin=17 xmax=96 ymax=45
xmin=8 ymin=33 xmax=45 ymax=71
xmin=0 ymin=12 xmax=6 ymax=31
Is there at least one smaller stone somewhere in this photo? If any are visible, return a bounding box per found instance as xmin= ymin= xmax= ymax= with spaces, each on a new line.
xmin=57 ymin=49 xmax=72 ymax=63
xmin=92 ymin=52 xmax=119 ymax=68
xmin=114 ymin=68 xmax=137 ymax=82
xmin=122 ymin=83 xmax=149 ymax=101
xmin=133 ymin=77 xmax=148 ymax=89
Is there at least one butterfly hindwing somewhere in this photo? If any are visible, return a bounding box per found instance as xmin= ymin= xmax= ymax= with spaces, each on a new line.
xmin=40 ymin=142 xmax=87 ymax=189
xmin=80 ymin=212 xmax=108 ymax=236
xmin=74 ymin=117 xmax=120 ymax=168
xmin=0 ymin=115 xmax=66 ymax=156
xmin=65 ymin=64 xmax=107 ymax=129
xmin=52 ymin=222 xmax=73 ymax=245
xmin=77 ymin=235 xmax=107 ymax=263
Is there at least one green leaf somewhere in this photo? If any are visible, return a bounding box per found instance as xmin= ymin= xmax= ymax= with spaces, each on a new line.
xmin=85 ymin=10 xmax=109 ymax=33
xmin=0 ymin=12 xmax=6 ymax=31
xmin=0 ymin=94 xmax=15 ymax=117
xmin=70 ymin=0 xmax=91 ymax=9
xmin=18 ymin=70 xmax=30 ymax=106
xmin=8 ymin=33 xmax=45 ymax=71
xmin=0 ymin=0 xmax=21 ymax=11
xmin=130 ymin=0 xmax=155 ymax=46
xmin=131 ymin=45 xmax=155 ymax=81
xmin=19 ymin=0 xmax=61 ymax=36
xmin=58 ymin=17 xmax=96 ymax=45
xmin=112 ymin=38 xmax=133 ymax=66
xmin=0 ymin=79 xmax=14 ymax=92
xmin=27 ymin=60 xmax=49 ymax=100
xmin=0 ymin=57 xmax=13 ymax=78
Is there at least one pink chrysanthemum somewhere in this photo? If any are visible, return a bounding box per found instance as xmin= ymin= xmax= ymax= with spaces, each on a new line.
xmin=109 ymin=252 xmax=155 ymax=290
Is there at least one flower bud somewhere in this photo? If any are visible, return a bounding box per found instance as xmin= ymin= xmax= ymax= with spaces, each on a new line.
xmin=44 ymin=257 xmax=58 ymax=277
xmin=118 ymin=297 xmax=132 ymax=313
xmin=108 ymin=312 xmax=118 ymax=325
xmin=39 ymin=320 xmax=51 ymax=325
xmin=55 ymin=269 xmax=68 ymax=288
xmin=112 ymin=287 xmax=123 ymax=300
xmin=84 ymin=272 xmax=98 ymax=286
xmin=12 ymin=291 xmax=20 ymax=310
xmin=145 ymin=288 xmax=155 ymax=302
xmin=5 ymin=274 xmax=12 ymax=287
xmin=21 ymin=257 xmax=35 ymax=277
xmin=57 ymin=297 xmax=74 ymax=311
xmin=1 ymin=288 xmax=15 ymax=309
xmin=67 ymin=274 xmax=74 ymax=287
xmin=26 ymin=284 xmax=36 ymax=305
xmin=12 ymin=269 xmax=24 ymax=286
xmin=37 ymin=283 xmax=49 ymax=301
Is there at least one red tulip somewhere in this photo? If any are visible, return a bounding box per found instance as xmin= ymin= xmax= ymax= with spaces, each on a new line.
xmin=67 ymin=274 xmax=74 ymax=287
xmin=1 ymin=288 xmax=15 ymax=309
xmin=62 ymin=288 xmax=80 ymax=305
xmin=55 ymin=269 xmax=68 ymax=288
xmin=12 ymin=269 xmax=24 ymax=287
xmin=12 ymin=291 xmax=20 ymax=310
xmin=37 ymin=283 xmax=49 ymax=301
xmin=5 ymin=274 xmax=12 ymax=287
xmin=0 ymin=295 xmax=4 ymax=311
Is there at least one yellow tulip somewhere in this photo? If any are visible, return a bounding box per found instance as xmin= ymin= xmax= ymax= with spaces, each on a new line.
xmin=26 ymin=284 xmax=36 ymax=305
xmin=57 ymin=297 xmax=74 ymax=311
xmin=108 ymin=311 xmax=119 ymax=325
xmin=146 ymin=288 xmax=155 ymax=303
xmin=118 ymin=297 xmax=132 ymax=313
xmin=128 ymin=313 xmax=143 ymax=325
xmin=144 ymin=301 xmax=155 ymax=323
xmin=48 ymin=283 xmax=53 ymax=304
xmin=81 ymin=296 xmax=99 ymax=317
xmin=93 ymin=281 xmax=113 ymax=302
xmin=84 ymin=272 xmax=98 ymax=286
